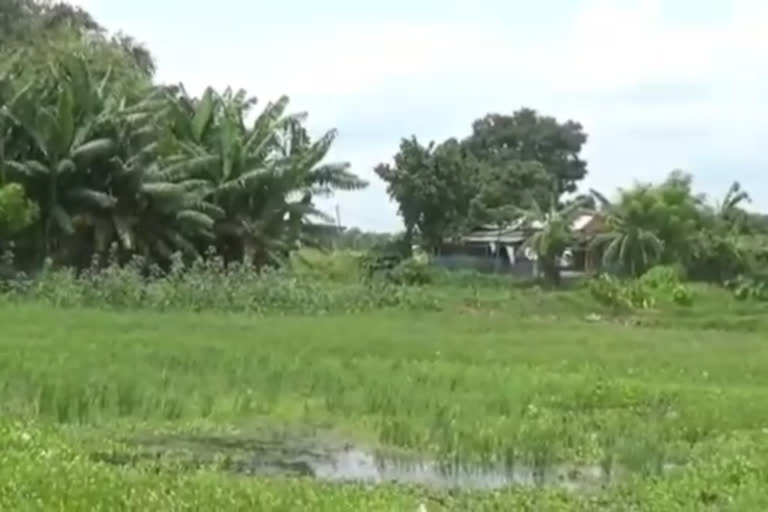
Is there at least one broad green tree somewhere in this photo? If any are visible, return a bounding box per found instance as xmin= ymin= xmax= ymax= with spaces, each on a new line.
xmin=469 ymin=160 xmax=550 ymax=228
xmin=463 ymin=108 xmax=589 ymax=198
xmin=375 ymin=137 xmax=479 ymax=253
xmin=378 ymin=108 xmax=590 ymax=250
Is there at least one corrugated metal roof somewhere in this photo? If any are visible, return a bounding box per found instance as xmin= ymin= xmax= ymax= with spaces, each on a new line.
xmin=456 ymin=214 xmax=598 ymax=245
xmin=462 ymin=230 xmax=527 ymax=243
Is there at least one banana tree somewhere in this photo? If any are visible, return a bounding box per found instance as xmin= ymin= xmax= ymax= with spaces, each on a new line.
xmin=0 ymin=54 xmax=180 ymax=265
xmin=164 ymin=87 xmax=366 ymax=266
xmin=75 ymin=86 xmax=223 ymax=263
xmin=1 ymin=74 xmax=118 ymax=261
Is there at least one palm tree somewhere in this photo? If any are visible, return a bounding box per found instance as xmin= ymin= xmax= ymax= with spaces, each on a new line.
xmin=517 ymin=194 xmax=587 ymax=286
xmin=590 ymin=187 xmax=664 ymax=277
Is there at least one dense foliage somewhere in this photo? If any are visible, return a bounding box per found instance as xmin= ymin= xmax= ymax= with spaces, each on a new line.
xmin=590 ymin=172 xmax=762 ymax=282
xmin=375 ymin=109 xmax=585 ymax=253
xmin=377 ymin=111 xmax=766 ymax=290
xmin=0 ymin=1 xmax=365 ymax=270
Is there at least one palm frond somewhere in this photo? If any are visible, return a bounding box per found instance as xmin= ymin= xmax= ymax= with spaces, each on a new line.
xmin=71 ymin=138 xmax=116 ymax=163
xmin=140 ymin=182 xmax=187 ymax=199
xmin=24 ymin=160 xmax=50 ymax=175
xmin=164 ymin=229 xmax=198 ymax=255
xmin=51 ymin=204 xmax=74 ymax=234
xmin=176 ymin=209 xmax=215 ymax=230
xmin=307 ymin=163 xmax=367 ymax=191
xmin=191 ymin=87 xmax=216 ymax=142
xmin=4 ymin=160 xmax=39 ymax=177
xmin=66 ymin=188 xmax=117 ymax=209
xmin=217 ymin=167 xmax=270 ymax=194
xmin=56 ymin=159 xmax=76 ymax=175
xmin=113 ymin=214 xmax=136 ymax=250
xmin=154 ymin=154 xmax=220 ymax=182
xmin=186 ymin=201 xmax=225 ymax=220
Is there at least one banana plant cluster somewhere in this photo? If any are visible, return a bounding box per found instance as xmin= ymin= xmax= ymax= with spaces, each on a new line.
xmin=0 ymin=50 xmax=366 ymax=268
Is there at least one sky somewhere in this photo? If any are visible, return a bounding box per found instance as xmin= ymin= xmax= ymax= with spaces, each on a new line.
xmin=69 ymin=0 xmax=768 ymax=231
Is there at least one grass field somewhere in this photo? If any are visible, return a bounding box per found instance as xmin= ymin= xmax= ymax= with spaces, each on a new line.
xmin=2 ymin=298 xmax=768 ymax=510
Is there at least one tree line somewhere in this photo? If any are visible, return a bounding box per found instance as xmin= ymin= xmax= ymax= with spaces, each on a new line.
xmin=376 ymin=115 xmax=768 ymax=284
xmin=0 ymin=0 xmax=366 ymax=270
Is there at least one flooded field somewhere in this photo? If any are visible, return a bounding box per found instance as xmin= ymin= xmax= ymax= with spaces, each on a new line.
xmin=93 ymin=431 xmax=616 ymax=492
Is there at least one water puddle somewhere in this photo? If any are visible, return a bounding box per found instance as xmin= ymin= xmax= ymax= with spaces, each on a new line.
xmin=239 ymin=446 xmax=613 ymax=491
xmin=94 ymin=432 xmax=614 ymax=492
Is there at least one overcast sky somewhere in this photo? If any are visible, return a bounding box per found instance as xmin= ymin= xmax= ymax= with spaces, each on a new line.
xmin=70 ymin=0 xmax=768 ymax=231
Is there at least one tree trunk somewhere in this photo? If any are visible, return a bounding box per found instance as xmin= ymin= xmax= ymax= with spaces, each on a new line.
xmin=541 ymin=257 xmax=561 ymax=287
xmin=403 ymin=226 xmax=414 ymax=258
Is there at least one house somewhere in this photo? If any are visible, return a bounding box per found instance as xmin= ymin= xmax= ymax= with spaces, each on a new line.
xmin=433 ymin=214 xmax=604 ymax=277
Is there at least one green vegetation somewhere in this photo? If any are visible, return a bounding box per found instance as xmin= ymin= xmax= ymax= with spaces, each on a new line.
xmin=1 ymin=1 xmax=364 ymax=271
xmin=3 ymin=1 xmax=768 ymax=510
xmin=3 ymin=292 xmax=768 ymax=510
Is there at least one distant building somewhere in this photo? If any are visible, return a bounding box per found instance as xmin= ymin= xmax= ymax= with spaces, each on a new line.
xmin=434 ymin=214 xmax=605 ymax=277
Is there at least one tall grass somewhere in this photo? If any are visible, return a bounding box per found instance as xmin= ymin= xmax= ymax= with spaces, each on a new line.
xmin=4 ymin=304 xmax=768 ymax=474
xmin=1 ymin=252 xmax=442 ymax=314
xmin=3 ymin=258 xmax=768 ymax=508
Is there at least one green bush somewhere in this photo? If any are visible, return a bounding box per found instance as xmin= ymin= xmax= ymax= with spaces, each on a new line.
xmin=387 ymin=258 xmax=433 ymax=286
xmin=589 ymin=275 xmax=650 ymax=310
xmin=639 ymin=265 xmax=684 ymax=290
xmin=671 ymin=284 xmax=694 ymax=306
xmin=588 ymin=274 xmax=654 ymax=311
xmin=0 ymin=251 xmax=441 ymax=314
xmin=725 ymin=274 xmax=768 ymax=301
xmin=358 ymin=236 xmax=411 ymax=281
xmin=289 ymin=249 xmax=364 ymax=283
xmin=0 ymin=183 xmax=38 ymax=238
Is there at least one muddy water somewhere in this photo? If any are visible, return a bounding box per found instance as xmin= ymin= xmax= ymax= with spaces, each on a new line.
xmin=257 ymin=446 xmax=612 ymax=491
xmin=101 ymin=433 xmax=614 ymax=491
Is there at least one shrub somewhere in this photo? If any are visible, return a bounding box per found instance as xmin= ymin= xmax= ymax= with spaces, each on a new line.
xmin=623 ymin=280 xmax=655 ymax=309
xmin=639 ymin=265 xmax=684 ymax=290
xmin=671 ymin=284 xmax=694 ymax=306
xmin=0 ymin=252 xmax=442 ymax=314
xmin=289 ymin=249 xmax=364 ymax=283
xmin=588 ymin=274 xmax=654 ymax=311
xmin=687 ymin=232 xmax=751 ymax=283
xmin=359 ymin=236 xmax=411 ymax=281
xmin=725 ymin=274 xmax=768 ymax=301
xmin=385 ymin=258 xmax=431 ymax=286
xmin=0 ymin=183 xmax=39 ymax=238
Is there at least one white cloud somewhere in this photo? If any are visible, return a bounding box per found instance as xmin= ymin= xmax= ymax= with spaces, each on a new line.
xmin=63 ymin=0 xmax=768 ymax=230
